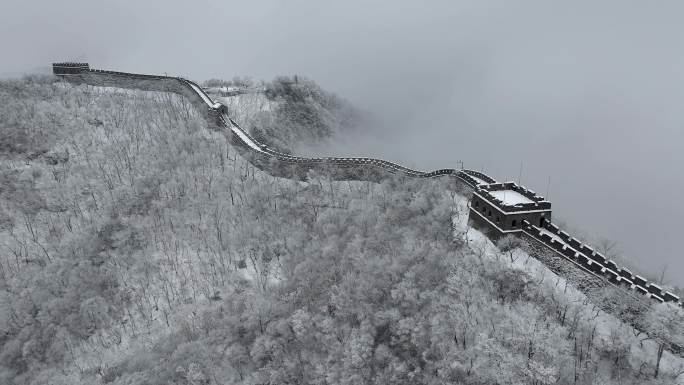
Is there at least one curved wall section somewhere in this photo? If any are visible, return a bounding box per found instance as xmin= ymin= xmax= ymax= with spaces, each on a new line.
xmin=54 ymin=63 xmax=484 ymax=185
xmin=52 ymin=63 xmax=679 ymax=310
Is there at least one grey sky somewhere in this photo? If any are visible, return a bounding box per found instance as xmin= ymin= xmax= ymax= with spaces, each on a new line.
xmin=3 ymin=1 xmax=684 ymax=285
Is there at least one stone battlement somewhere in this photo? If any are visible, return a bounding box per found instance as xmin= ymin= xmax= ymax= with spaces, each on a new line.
xmin=531 ymin=219 xmax=681 ymax=306
xmin=469 ymin=181 xmax=551 ymax=236
xmin=52 ymin=62 xmax=90 ymax=75
xmin=476 ymin=181 xmax=551 ymax=213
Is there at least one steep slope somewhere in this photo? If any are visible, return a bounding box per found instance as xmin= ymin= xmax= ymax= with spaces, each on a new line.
xmin=1 ymin=74 xmax=683 ymax=384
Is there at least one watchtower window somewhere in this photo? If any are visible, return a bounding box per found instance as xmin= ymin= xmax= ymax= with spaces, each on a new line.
xmin=488 ymin=210 xmax=492 ymax=217
xmin=496 ymin=216 xmax=500 ymax=223
xmin=511 ymin=220 xmax=518 ymax=227
xmin=474 ymin=200 xmax=479 ymax=208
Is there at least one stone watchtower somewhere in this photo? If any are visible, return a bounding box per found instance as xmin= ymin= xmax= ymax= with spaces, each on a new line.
xmin=52 ymin=62 xmax=90 ymax=75
xmin=469 ymin=181 xmax=551 ymax=237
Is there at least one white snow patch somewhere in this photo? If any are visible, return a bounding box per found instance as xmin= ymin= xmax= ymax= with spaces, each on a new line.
xmin=226 ymin=116 xmax=266 ymax=153
xmin=489 ymin=189 xmax=534 ymax=205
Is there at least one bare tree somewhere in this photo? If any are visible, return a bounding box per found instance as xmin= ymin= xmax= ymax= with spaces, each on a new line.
xmin=497 ymin=234 xmax=526 ymax=263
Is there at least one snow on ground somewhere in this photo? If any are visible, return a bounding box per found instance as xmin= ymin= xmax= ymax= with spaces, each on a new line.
xmin=84 ymin=85 xmax=175 ymax=101
xmin=451 ymin=193 xmax=684 ymax=382
xmin=46 ymin=81 xmax=684 ymax=381
xmin=489 ymin=189 xmax=534 ymax=205
xmin=65 ymin=182 xmax=296 ymax=379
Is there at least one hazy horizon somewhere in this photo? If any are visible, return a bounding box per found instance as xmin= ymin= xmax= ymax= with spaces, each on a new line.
xmin=2 ymin=0 xmax=684 ymax=285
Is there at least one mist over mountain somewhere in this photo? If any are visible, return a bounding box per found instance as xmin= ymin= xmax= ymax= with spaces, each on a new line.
xmin=3 ymin=1 xmax=684 ymax=383
xmin=4 ymin=0 xmax=681 ymax=284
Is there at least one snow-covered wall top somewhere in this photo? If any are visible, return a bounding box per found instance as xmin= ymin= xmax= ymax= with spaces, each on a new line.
xmin=477 ymin=181 xmax=551 ymax=212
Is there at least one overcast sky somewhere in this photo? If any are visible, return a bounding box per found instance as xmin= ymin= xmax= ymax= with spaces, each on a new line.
xmin=2 ymin=0 xmax=684 ymax=285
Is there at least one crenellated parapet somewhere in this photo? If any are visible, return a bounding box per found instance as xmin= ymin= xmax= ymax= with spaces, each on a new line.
xmin=462 ymin=170 xmax=497 ymax=184
xmin=469 ymin=181 xmax=552 ymax=236
xmin=526 ymin=219 xmax=682 ymax=306
xmin=477 ymin=182 xmax=551 ymax=212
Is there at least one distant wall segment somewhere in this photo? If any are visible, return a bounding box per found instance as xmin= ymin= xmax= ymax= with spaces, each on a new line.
xmin=52 ymin=62 xmax=89 ymax=75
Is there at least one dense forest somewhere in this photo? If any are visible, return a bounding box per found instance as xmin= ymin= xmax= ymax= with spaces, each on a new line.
xmin=0 ymin=75 xmax=683 ymax=384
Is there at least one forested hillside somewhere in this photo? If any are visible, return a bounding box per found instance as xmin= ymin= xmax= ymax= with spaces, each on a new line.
xmin=1 ymin=75 xmax=683 ymax=384
xmin=215 ymin=75 xmax=359 ymax=154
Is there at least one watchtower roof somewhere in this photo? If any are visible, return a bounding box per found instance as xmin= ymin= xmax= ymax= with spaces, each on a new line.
xmin=489 ymin=189 xmax=534 ymax=206
xmin=475 ymin=181 xmax=551 ymax=213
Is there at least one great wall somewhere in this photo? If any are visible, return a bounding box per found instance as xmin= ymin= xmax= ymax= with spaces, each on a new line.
xmin=51 ymin=62 xmax=683 ymax=355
